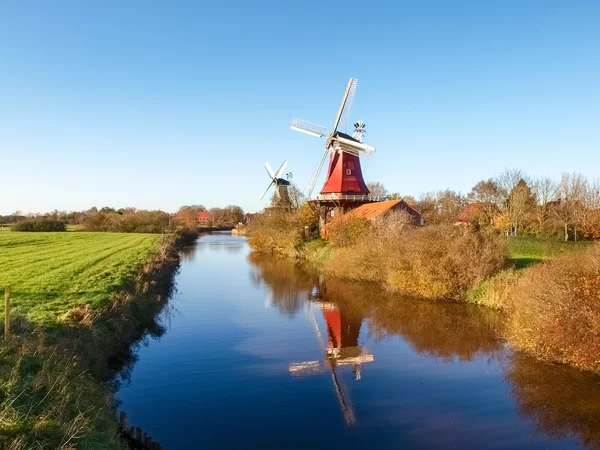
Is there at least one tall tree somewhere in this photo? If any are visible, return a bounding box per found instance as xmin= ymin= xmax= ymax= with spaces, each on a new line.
xmin=553 ymin=172 xmax=587 ymax=241
xmin=467 ymin=179 xmax=503 ymax=227
xmin=507 ymin=179 xmax=536 ymax=234
xmin=417 ymin=190 xmax=466 ymax=225
xmin=367 ymin=182 xmax=388 ymax=199
xmin=286 ymin=183 xmax=306 ymax=209
xmin=531 ymin=177 xmax=557 ymax=232
xmin=495 ymin=169 xmax=533 ymax=234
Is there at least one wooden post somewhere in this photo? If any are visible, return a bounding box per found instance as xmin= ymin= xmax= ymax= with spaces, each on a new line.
xmin=4 ymin=286 xmax=10 ymax=339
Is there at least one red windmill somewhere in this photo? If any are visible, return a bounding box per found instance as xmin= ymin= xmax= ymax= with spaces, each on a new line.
xmin=291 ymin=78 xmax=382 ymax=229
xmin=289 ymin=300 xmax=373 ymax=425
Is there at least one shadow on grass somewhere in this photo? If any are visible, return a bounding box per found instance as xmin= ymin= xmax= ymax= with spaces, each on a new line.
xmin=511 ymin=257 xmax=544 ymax=270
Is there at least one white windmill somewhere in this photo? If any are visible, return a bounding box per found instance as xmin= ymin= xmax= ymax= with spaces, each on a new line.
xmin=259 ymin=161 xmax=292 ymax=209
xmin=290 ymin=78 xmax=376 ymax=198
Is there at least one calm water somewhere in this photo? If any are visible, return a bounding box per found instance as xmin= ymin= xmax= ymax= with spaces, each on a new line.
xmin=117 ymin=233 xmax=600 ymax=449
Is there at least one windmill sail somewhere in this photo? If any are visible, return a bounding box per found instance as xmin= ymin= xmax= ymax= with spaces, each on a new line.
xmin=332 ymin=78 xmax=358 ymax=133
xmin=291 ymin=119 xmax=327 ymax=138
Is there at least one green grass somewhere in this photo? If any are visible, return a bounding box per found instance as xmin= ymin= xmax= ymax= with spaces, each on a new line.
xmin=0 ymin=231 xmax=162 ymax=325
xmin=508 ymin=236 xmax=591 ymax=269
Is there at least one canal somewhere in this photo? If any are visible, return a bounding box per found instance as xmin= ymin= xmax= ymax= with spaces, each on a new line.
xmin=117 ymin=233 xmax=600 ymax=449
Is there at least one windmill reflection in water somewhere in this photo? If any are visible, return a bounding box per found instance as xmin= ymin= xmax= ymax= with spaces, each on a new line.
xmin=288 ymin=284 xmax=374 ymax=425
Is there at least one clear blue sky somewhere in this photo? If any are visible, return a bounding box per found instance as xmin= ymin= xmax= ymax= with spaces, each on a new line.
xmin=1 ymin=1 xmax=599 ymax=214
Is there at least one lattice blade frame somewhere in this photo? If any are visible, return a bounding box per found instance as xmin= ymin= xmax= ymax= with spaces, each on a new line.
xmin=291 ymin=118 xmax=327 ymax=138
xmin=332 ymin=78 xmax=358 ymax=133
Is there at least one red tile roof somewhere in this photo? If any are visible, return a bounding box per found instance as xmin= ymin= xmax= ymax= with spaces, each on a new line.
xmin=344 ymin=200 xmax=422 ymax=220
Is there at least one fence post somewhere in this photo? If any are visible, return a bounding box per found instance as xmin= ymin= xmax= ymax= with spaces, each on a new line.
xmin=4 ymin=286 xmax=10 ymax=339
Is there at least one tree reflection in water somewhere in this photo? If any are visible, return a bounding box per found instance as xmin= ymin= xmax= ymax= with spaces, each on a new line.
xmin=506 ymin=353 xmax=600 ymax=449
xmin=248 ymin=253 xmax=315 ymax=315
xmin=248 ymin=253 xmax=600 ymax=447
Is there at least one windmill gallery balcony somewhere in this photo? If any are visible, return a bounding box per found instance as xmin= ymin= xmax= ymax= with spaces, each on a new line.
xmin=313 ymin=193 xmax=384 ymax=202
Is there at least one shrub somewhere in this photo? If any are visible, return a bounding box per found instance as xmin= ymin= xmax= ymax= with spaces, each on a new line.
xmin=325 ymin=224 xmax=508 ymax=300
xmin=12 ymin=218 xmax=66 ymax=232
xmin=82 ymin=210 xmax=171 ymax=233
xmin=327 ymin=215 xmax=370 ymax=247
xmin=246 ymin=205 xmax=318 ymax=258
xmin=467 ymin=269 xmax=521 ymax=309
xmin=505 ymin=243 xmax=600 ymax=373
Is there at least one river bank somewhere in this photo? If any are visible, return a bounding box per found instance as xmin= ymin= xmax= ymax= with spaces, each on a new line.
xmin=0 ymin=231 xmax=194 ymax=449
xmin=246 ymin=210 xmax=599 ymax=375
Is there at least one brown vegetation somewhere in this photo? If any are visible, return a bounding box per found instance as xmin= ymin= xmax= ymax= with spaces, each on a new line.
xmin=325 ymin=218 xmax=508 ymax=300
xmin=83 ymin=209 xmax=171 ymax=233
xmin=12 ymin=218 xmax=66 ymax=232
xmin=246 ymin=205 xmax=319 ymax=258
xmin=503 ymin=243 xmax=600 ymax=373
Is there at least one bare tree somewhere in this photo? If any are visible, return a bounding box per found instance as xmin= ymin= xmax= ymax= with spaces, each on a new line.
xmin=287 ymin=183 xmax=306 ymax=209
xmin=367 ymin=182 xmax=388 ymax=199
xmin=553 ymin=172 xmax=587 ymax=241
xmin=531 ymin=177 xmax=557 ymax=231
xmin=583 ymin=178 xmax=600 ymax=210
xmin=496 ymin=169 xmax=533 ymax=234
xmin=417 ymin=190 xmax=466 ymax=225
xmin=579 ymin=178 xmax=600 ymax=239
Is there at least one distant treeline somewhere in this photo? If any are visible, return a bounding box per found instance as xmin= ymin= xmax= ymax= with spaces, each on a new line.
xmin=373 ymin=169 xmax=600 ymax=241
xmin=4 ymin=204 xmax=245 ymax=233
xmin=12 ymin=218 xmax=67 ymax=232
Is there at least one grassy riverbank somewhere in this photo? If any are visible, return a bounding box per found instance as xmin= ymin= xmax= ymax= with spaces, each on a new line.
xmin=247 ymin=210 xmax=600 ymax=375
xmin=469 ymin=237 xmax=599 ymax=373
xmin=0 ymin=231 xmax=182 ymax=448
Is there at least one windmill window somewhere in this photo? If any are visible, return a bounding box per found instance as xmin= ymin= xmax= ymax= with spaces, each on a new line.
xmin=346 ymin=169 xmax=352 ymax=175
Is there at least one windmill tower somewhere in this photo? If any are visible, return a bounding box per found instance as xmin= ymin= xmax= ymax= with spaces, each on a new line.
xmin=291 ymin=78 xmax=380 ymax=230
xmin=259 ymin=161 xmax=292 ymax=211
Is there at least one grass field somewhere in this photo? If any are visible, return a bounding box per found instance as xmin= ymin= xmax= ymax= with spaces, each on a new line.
xmin=0 ymin=232 xmax=162 ymax=325
xmin=507 ymin=236 xmax=591 ymax=269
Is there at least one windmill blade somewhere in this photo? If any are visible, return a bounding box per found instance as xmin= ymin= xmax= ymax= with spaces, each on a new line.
xmin=291 ymin=119 xmax=327 ymax=138
xmin=274 ymin=160 xmax=288 ymax=180
xmin=336 ymin=136 xmax=376 ymax=153
xmin=259 ymin=180 xmax=275 ymax=201
xmin=265 ymin=162 xmax=275 ymax=179
xmin=305 ymin=147 xmax=330 ymax=198
xmin=332 ymin=78 xmax=358 ymax=134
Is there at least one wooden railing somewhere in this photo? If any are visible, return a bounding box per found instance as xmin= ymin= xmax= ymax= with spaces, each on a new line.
xmin=313 ymin=193 xmax=384 ymax=202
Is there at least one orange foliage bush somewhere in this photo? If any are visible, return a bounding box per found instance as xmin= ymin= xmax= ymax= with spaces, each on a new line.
xmin=326 ymin=215 xmax=370 ymax=247
xmin=325 ymin=224 xmax=508 ymax=300
xmin=505 ymin=243 xmax=600 ymax=373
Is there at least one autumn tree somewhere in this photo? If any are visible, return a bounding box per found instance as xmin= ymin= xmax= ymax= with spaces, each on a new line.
xmin=467 ymin=179 xmax=503 ymax=227
xmin=495 ymin=169 xmax=535 ymax=234
xmin=417 ymin=190 xmax=466 ymax=225
xmin=210 ymin=205 xmax=245 ymax=228
xmin=507 ymin=179 xmax=536 ymax=235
